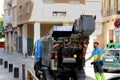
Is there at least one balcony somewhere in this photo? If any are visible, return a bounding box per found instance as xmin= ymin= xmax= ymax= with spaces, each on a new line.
xmin=5 ymin=0 xmax=12 ymax=5
xmin=103 ymin=5 xmax=120 ymax=17
xmin=4 ymin=16 xmax=12 ymax=26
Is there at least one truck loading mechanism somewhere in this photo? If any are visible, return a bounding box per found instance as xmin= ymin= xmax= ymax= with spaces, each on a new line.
xmin=33 ymin=15 xmax=96 ymax=80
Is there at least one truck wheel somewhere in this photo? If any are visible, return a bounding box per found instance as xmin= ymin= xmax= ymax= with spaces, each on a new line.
xmin=35 ymin=71 xmax=46 ymax=80
xmin=35 ymin=71 xmax=40 ymax=79
xmin=103 ymin=69 xmax=108 ymax=72
xmin=61 ymin=70 xmax=77 ymax=80
xmin=77 ymin=69 xmax=86 ymax=80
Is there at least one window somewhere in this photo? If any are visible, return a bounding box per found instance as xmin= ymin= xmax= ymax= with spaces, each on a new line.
xmin=12 ymin=7 xmax=17 ymax=23
xmin=53 ymin=11 xmax=67 ymax=16
xmin=8 ymin=9 xmax=11 ymax=16
xmin=4 ymin=9 xmax=7 ymax=16
xmin=26 ymin=3 xmax=30 ymax=13
xmin=105 ymin=50 xmax=120 ymax=56
xmin=110 ymin=0 xmax=114 ymax=15
xmin=4 ymin=9 xmax=11 ymax=16
xmin=118 ymin=0 xmax=120 ymax=11
xmin=12 ymin=7 xmax=15 ymax=21
xmin=104 ymin=0 xmax=107 ymax=9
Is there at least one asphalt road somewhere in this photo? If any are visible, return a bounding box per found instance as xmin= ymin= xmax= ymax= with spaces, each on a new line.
xmin=105 ymin=70 xmax=120 ymax=80
xmin=0 ymin=48 xmax=120 ymax=80
xmin=85 ymin=65 xmax=120 ymax=80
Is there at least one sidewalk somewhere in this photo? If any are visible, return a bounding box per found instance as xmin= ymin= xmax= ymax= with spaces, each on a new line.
xmin=0 ymin=65 xmax=20 ymax=80
xmin=0 ymin=48 xmax=34 ymax=80
xmin=0 ymin=48 xmax=95 ymax=80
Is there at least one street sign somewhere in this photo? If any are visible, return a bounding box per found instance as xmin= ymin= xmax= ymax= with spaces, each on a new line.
xmin=114 ymin=28 xmax=120 ymax=36
xmin=114 ymin=20 xmax=120 ymax=28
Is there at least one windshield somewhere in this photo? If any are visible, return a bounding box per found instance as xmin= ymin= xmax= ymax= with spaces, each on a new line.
xmin=105 ymin=50 xmax=120 ymax=56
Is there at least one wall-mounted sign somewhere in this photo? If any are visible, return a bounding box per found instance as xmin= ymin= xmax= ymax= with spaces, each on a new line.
xmin=114 ymin=20 xmax=120 ymax=28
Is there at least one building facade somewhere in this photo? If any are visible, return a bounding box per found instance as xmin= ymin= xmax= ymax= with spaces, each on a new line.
xmin=4 ymin=0 xmax=102 ymax=55
xmin=102 ymin=0 xmax=120 ymax=48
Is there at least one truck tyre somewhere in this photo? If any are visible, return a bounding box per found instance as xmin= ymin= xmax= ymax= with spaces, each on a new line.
xmin=61 ymin=70 xmax=77 ymax=80
xmin=35 ymin=71 xmax=40 ymax=79
xmin=43 ymin=69 xmax=54 ymax=80
xmin=77 ymin=69 xmax=86 ymax=80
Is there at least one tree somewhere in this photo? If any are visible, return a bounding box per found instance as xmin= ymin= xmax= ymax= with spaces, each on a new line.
xmin=0 ymin=15 xmax=4 ymax=38
xmin=0 ymin=15 xmax=4 ymax=30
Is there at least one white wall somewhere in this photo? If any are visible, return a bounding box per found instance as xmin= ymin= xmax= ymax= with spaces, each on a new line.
xmin=30 ymin=0 xmax=102 ymax=23
xmin=22 ymin=24 xmax=28 ymax=55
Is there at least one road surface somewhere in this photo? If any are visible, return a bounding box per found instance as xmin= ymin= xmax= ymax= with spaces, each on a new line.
xmin=0 ymin=48 xmax=120 ymax=80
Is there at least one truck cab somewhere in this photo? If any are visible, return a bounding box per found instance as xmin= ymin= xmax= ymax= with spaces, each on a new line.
xmin=103 ymin=43 xmax=120 ymax=72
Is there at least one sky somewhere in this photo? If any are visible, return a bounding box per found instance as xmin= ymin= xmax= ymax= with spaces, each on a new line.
xmin=0 ymin=0 xmax=4 ymax=17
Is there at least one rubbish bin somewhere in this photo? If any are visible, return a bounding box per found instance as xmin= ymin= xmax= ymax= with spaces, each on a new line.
xmin=14 ymin=67 xmax=19 ymax=78
xmin=0 ymin=58 xmax=3 ymax=65
xmin=4 ymin=61 xmax=8 ymax=68
xmin=9 ymin=64 xmax=13 ymax=72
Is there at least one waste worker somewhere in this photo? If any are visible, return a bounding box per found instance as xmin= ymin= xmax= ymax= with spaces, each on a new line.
xmin=86 ymin=42 xmax=106 ymax=80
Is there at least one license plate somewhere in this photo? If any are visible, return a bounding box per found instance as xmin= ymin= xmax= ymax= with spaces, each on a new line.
xmin=105 ymin=58 xmax=113 ymax=62
xmin=63 ymin=58 xmax=76 ymax=63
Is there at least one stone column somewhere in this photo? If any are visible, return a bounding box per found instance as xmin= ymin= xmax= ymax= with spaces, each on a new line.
xmin=8 ymin=32 xmax=12 ymax=53
xmin=5 ymin=33 xmax=8 ymax=52
xmin=34 ymin=22 xmax=40 ymax=44
xmin=22 ymin=24 xmax=27 ymax=55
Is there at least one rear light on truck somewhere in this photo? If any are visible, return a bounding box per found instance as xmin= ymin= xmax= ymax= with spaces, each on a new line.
xmin=54 ymin=51 xmax=58 ymax=59
xmin=73 ymin=54 xmax=77 ymax=59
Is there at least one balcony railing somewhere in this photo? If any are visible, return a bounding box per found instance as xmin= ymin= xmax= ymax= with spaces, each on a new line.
xmin=4 ymin=16 xmax=12 ymax=25
xmin=103 ymin=5 xmax=120 ymax=17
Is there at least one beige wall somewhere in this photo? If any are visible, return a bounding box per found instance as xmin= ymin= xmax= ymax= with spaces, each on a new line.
xmin=54 ymin=0 xmax=69 ymax=3
xmin=94 ymin=25 xmax=105 ymax=49
xmin=17 ymin=0 xmax=33 ymax=25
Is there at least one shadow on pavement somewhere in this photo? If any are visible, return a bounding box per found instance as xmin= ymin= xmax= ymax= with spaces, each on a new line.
xmin=107 ymin=76 xmax=120 ymax=80
xmin=105 ymin=70 xmax=120 ymax=73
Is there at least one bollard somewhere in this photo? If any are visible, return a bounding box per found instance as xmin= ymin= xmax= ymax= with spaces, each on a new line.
xmin=14 ymin=67 xmax=19 ymax=78
xmin=4 ymin=61 xmax=8 ymax=68
xmin=22 ymin=64 xmax=25 ymax=80
xmin=9 ymin=64 xmax=13 ymax=72
xmin=0 ymin=58 xmax=3 ymax=65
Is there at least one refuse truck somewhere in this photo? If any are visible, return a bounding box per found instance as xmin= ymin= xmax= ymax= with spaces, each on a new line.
xmin=33 ymin=15 xmax=96 ymax=80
